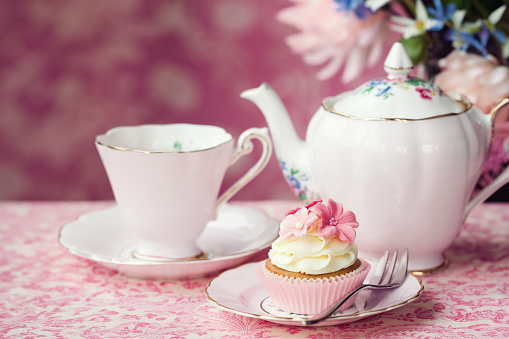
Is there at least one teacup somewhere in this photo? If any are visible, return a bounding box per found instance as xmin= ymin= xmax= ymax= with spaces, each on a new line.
xmin=96 ymin=123 xmax=272 ymax=260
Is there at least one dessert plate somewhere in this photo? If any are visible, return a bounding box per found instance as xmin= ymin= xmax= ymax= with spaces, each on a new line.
xmin=205 ymin=260 xmax=424 ymax=326
xmin=59 ymin=203 xmax=279 ymax=280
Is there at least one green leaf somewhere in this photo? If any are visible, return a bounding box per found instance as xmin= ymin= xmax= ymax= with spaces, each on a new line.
xmin=400 ymin=35 xmax=429 ymax=65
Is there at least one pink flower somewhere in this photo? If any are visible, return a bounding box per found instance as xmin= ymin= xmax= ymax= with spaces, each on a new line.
xmin=416 ymin=87 xmax=432 ymax=100
xmin=276 ymin=0 xmax=393 ymax=83
xmin=309 ymin=199 xmax=358 ymax=243
xmin=285 ymin=198 xmax=323 ymax=216
xmin=434 ymin=50 xmax=509 ymax=114
xmin=280 ymin=207 xmax=318 ymax=239
xmin=434 ymin=51 xmax=509 ymax=198
xmin=305 ymin=198 xmax=323 ymax=209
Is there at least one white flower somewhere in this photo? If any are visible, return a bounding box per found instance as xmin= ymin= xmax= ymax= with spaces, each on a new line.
xmin=391 ymin=0 xmax=442 ymax=38
xmin=445 ymin=9 xmax=482 ymax=50
xmin=488 ymin=5 xmax=506 ymax=27
xmin=450 ymin=9 xmax=481 ymax=34
xmin=365 ymin=0 xmax=390 ymax=12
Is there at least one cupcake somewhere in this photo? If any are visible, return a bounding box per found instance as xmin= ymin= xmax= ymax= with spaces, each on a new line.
xmin=257 ymin=198 xmax=370 ymax=315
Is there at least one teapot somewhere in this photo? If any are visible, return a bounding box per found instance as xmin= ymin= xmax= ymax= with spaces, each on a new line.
xmin=241 ymin=43 xmax=509 ymax=273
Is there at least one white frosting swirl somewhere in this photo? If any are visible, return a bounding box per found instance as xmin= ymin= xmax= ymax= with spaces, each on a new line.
xmin=268 ymin=229 xmax=358 ymax=275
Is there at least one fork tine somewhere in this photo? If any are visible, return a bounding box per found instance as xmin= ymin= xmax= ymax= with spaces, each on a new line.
xmin=392 ymin=248 xmax=409 ymax=283
xmin=369 ymin=250 xmax=389 ymax=285
xmin=381 ymin=250 xmax=398 ymax=285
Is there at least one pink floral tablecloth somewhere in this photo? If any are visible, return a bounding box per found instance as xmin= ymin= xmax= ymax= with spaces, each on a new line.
xmin=1 ymin=200 xmax=509 ymax=338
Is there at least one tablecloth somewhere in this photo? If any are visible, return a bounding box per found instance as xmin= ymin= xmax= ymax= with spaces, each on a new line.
xmin=1 ymin=200 xmax=509 ymax=338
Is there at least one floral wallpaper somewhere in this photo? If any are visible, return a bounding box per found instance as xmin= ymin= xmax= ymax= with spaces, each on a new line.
xmin=0 ymin=0 xmax=381 ymax=201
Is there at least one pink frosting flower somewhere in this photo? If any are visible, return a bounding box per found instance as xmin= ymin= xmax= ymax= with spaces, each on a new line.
xmin=285 ymin=198 xmax=323 ymax=216
xmin=280 ymin=207 xmax=318 ymax=239
xmin=309 ymin=199 xmax=358 ymax=243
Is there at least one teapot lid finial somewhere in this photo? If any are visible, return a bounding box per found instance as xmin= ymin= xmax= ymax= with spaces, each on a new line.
xmin=328 ymin=41 xmax=464 ymax=119
xmin=384 ymin=42 xmax=413 ymax=80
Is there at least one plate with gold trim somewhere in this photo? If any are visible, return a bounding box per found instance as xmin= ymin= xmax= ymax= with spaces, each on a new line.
xmin=59 ymin=203 xmax=278 ymax=280
xmin=205 ymin=260 xmax=424 ymax=326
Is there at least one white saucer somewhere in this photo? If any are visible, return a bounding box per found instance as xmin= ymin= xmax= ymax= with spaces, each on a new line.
xmin=59 ymin=203 xmax=279 ymax=280
xmin=205 ymin=260 xmax=424 ymax=327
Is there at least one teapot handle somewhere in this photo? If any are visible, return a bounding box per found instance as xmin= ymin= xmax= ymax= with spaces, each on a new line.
xmin=465 ymin=98 xmax=509 ymax=218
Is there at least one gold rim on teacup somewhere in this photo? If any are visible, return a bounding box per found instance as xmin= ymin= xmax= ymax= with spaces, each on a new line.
xmin=95 ymin=124 xmax=234 ymax=154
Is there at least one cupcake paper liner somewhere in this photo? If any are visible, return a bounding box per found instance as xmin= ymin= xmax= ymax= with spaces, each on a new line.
xmin=257 ymin=259 xmax=371 ymax=315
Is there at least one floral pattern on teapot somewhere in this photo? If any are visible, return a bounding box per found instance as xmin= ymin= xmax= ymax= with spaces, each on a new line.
xmin=355 ymin=77 xmax=444 ymax=101
xmin=279 ymin=160 xmax=319 ymax=203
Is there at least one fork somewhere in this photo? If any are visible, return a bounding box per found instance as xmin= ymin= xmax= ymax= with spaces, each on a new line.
xmin=302 ymin=248 xmax=409 ymax=326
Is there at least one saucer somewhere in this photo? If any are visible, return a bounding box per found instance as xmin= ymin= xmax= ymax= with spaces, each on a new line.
xmin=59 ymin=203 xmax=279 ymax=280
xmin=205 ymin=260 xmax=424 ymax=327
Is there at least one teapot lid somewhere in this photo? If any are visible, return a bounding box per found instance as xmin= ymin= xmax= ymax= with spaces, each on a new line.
xmin=328 ymin=43 xmax=467 ymax=120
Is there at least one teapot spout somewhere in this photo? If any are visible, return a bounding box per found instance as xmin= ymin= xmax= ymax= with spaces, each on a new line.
xmin=240 ymin=84 xmax=303 ymax=157
xmin=240 ymin=83 xmax=318 ymax=202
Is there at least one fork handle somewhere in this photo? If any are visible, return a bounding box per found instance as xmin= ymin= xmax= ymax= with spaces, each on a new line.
xmin=302 ymin=284 xmax=369 ymax=326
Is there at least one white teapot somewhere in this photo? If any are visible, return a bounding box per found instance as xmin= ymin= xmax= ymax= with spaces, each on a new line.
xmin=241 ymin=42 xmax=509 ymax=273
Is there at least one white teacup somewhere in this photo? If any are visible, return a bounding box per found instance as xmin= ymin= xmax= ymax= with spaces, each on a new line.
xmin=96 ymin=124 xmax=272 ymax=260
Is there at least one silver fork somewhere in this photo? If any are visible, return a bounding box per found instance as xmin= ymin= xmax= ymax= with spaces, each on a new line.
xmin=302 ymin=248 xmax=409 ymax=326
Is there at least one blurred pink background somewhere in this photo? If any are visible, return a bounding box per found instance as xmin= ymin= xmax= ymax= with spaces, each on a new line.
xmin=0 ymin=0 xmax=389 ymax=201
xmin=1 ymin=0 xmax=507 ymax=201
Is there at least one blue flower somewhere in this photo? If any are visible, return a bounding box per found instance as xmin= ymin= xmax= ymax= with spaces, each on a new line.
xmin=444 ymin=9 xmax=484 ymax=54
xmin=287 ymin=175 xmax=301 ymax=189
xmin=375 ymin=86 xmax=391 ymax=97
xmin=491 ymin=27 xmax=506 ymax=44
xmin=366 ymin=79 xmax=384 ymax=87
xmin=427 ymin=0 xmax=456 ymax=31
xmin=444 ymin=29 xmax=485 ymax=54
xmin=334 ymin=0 xmax=371 ymax=19
xmin=478 ymin=5 xmax=507 ymax=53
xmin=477 ymin=25 xmax=505 ymax=57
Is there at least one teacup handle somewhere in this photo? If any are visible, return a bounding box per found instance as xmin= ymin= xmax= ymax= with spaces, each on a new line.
xmin=214 ymin=127 xmax=272 ymax=212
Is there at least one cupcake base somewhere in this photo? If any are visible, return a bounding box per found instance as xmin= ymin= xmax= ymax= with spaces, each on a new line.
xmin=257 ymin=258 xmax=371 ymax=315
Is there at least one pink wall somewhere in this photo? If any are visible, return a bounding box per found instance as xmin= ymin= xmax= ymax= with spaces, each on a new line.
xmin=0 ymin=0 xmax=391 ymax=201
